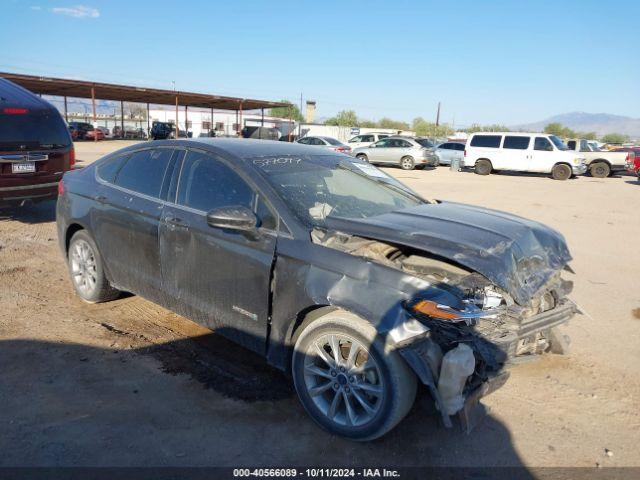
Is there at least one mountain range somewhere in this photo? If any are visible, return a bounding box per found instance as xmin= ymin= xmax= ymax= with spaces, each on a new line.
xmin=513 ymin=112 xmax=640 ymax=137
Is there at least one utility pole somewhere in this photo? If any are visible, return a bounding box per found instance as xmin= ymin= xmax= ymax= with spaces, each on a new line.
xmin=435 ymin=101 xmax=441 ymax=127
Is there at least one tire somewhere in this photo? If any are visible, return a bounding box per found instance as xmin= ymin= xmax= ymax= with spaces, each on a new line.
xmin=400 ymin=156 xmax=415 ymax=170
xmin=67 ymin=230 xmax=120 ymax=303
xmin=292 ymin=311 xmax=417 ymax=441
xmin=474 ymin=159 xmax=492 ymax=175
xmin=551 ymin=163 xmax=572 ymax=181
xmin=356 ymin=154 xmax=369 ymax=163
xmin=590 ymin=161 xmax=610 ymax=178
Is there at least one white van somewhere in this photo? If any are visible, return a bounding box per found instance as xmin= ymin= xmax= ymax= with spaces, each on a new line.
xmin=465 ymin=132 xmax=587 ymax=180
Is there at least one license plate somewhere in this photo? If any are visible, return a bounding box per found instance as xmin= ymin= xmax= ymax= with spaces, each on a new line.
xmin=12 ymin=162 xmax=36 ymax=173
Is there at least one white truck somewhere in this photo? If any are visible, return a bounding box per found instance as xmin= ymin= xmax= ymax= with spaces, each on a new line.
xmin=565 ymin=139 xmax=631 ymax=178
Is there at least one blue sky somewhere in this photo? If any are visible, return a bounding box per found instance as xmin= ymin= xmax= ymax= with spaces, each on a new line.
xmin=1 ymin=0 xmax=638 ymax=126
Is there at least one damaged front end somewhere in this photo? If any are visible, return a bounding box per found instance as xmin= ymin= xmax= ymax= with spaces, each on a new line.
xmin=312 ymin=228 xmax=578 ymax=430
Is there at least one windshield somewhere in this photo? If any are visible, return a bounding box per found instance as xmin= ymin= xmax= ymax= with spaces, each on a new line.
xmin=0 ymin=109 xmax=71 ymax=149
xmin=415 ymin=138 xmax=434 ymax=148
xmin=549 ymin=135 xmax=568 ymax=151
xmin=250 ymin=154 xmax=425 ymax=227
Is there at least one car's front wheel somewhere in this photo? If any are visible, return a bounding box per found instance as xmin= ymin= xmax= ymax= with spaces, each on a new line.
xmin=292 ymin=311 xmax=417 ymax=441
xmin=356 ymin=154 xmax=369 ymax=163
xmin=67 ymin=230 xmax=120 ymax=303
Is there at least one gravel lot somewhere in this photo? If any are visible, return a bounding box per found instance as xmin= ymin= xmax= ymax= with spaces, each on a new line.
xmin=1 ymin=140 xmax=638 ymax=468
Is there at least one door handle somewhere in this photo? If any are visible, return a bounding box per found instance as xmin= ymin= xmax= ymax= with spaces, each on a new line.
xmin=164 ymin=216 xmax=183 ymax=225
xmin=94 ymin=195 xmax=107 ymax=203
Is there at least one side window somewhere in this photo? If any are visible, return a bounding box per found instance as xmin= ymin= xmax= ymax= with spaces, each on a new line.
xmin=375 ymin=139 xmax=390 ymax=148
xmin=579 ymin=140 xmax=590 ymax=152
xmin=470 ymin=135 xmax=502 ymax=148
xmin=455 ymin=144 xmax=466 ymax=151
xmin=177 ymin=151 xmax=253 ymax=212
xmin=534 ymin=137 xmax=553 ymax=151
xmin=298 ymin=137 xmax=310 ymax=145
xmin=440 ymin=143 xmax=451 ymax=150
xmin=503 ymin=136 xmax=530 ymax=150
xmin=97 ymin=154 xmax=128 ymax=183
xmin=378 ymin=134 xmax=389 ymax=139
xmin=114 ymin=148 xmax=173 ymax=198
xmin=399 ymin=140 xmax=413 ymax=148
xmin=312 ymin=138 xmax=325 ymax=146
xmin=361 ymin=135 xmax=374 ymax=142
xmin=349 ymin=136 xmax=362 ymax=143
xmin=567 ymin=140 xmax=577 ymax=150
xmin=256 ymin=196 xmax=277 ymax=230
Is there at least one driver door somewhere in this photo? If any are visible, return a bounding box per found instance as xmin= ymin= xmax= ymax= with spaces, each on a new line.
xmin=367 ymin=138 xmax=391 ymax=163
xmin=159 ymin=148 xmax=277 ymax=354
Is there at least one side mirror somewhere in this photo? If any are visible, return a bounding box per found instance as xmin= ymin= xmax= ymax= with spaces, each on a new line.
xmin=206 ymin=206 xmax=258 ymax=233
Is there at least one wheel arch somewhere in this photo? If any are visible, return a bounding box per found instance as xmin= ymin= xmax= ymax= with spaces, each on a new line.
xmin=588 ymin=158 xmax=612 ymax=167
xmin=64 ymin=222 xmax=86 ymax=257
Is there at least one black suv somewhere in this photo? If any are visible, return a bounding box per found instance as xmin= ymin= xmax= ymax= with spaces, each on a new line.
xmin=68 ymin=121 xmax=93 ymax=140
xmin=0 ymin=78 xmax=74 ymax=206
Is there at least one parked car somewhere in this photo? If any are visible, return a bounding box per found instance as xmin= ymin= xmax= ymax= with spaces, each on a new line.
xmin=68 ymin=126 xmax=78 ymax=141
xmin=150 ymin=121 xmax=174 ymax=140
xmin=84 ymin=128 xmax=105 ymax=141
xmin=296 ymin=136 xmax=351 ymax=154
xmin=347 ymin=132 xmax=391 ymax=150
xmin=57 ymin=138 xmax=577 ymax=440
xmin=435 ymin=141 xmax=466 ymax=166
xmin=464 ymin=132 xmax=587 ymax=180
xmin=0 ymin=78 xmax=74 ymax=206
xmin=124 ymin=126 xmax=147 ymax=140
xmin=242 ymin=126 xmax=280 ymax=140
xmin=352 ymin=136 xmax=438 ymax=170
xmin=626 ymin=150 xmax=640 ymax=181
xmin=565 ymin=138 xmax=632 ymax=178
xmin=96 ymin=126 xmax=111 ymax=139
xmin=68 ymin=121 xmax=93 ymax=140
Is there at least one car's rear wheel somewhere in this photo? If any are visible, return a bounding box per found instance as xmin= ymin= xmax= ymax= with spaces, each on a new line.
xmin=551 ymin=163 xmax=572 ymax=181
xmin=400 ymin=156 xmax=415 ymax=170
xmin=474 ymin=159 xmax=492 ymax=175
xmin=356 ymin=154 xmax=369 ymax=163
xmin=68 ymin=230 xmax=120 ymax=303
xmin=590 ymin=161 xmax=610 ymax=178
xmin=292 ymin=311 xmax=417 ymax=441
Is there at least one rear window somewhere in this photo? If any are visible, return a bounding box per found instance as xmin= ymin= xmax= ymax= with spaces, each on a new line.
xmin=97 ymin=155 xmax=128 ymax=183
xmin=324 ymin=137 xmax=342 ymax=146
xmin=0 ymin=109 xmax=71 ymax=149
xmin=503 ymin=136 xmax=530 ymax=150
xmin=470 ymin=135 xmax=502 ymax=148
xmin=416 ymin=138 xmax=434 ymax=148
xmin=115 ymin=148 xmax=173 ymax=198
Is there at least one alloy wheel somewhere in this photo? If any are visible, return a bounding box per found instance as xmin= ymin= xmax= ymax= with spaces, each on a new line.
xmin=302 ymin=333 xmax=384 ymax=427
xmin=70 ymin=239 xmax=98 ymax=296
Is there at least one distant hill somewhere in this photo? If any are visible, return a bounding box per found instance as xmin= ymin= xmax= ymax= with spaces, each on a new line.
xmin=513 ymin=112 xmax=640 ymax=138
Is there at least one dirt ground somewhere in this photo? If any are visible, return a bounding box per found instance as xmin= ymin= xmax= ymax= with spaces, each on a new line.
xmin=1 ymin=140 xmax=638 ymax=468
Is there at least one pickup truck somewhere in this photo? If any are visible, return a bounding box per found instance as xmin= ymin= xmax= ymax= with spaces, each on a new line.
xmin=566 ymin=138 xmax=633 ymax=178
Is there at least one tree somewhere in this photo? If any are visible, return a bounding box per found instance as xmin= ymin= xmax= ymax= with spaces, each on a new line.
xmin=601 ymin=133 xmax=629 ymax=144
xmin=359 ymin=119 xmax=377 ymax=128
xmin=464 ymin=123 xmax=510 ymax=133
xmin=582 ymin=132 xmax=597 ymax=140
xmin=412 ymin=117 xmax=454 ymax=138
xmin=268 ymin=101 xmax=304 ymax=122
xmin=377 ymin=117 xmax=410 ymax=130
xmin=325 ymin=110 xmax=358 ymax=127
xmin=544 ymin=123 xmax=575 ymax=138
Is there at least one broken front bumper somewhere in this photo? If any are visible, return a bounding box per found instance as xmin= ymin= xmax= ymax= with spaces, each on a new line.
xmin=399 ymin=299 xmax=578 ymax=429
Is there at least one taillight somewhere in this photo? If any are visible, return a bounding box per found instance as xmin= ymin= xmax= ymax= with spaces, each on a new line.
xmin=2 ymin=108 xmax=28 ymax=115
xmin=464 ymin=149 xmax=467 ymax=157
xmin=57 ymin=180 xmax=65 ymax=196
xmin=69 ymin=147 xmax=75 ymax=169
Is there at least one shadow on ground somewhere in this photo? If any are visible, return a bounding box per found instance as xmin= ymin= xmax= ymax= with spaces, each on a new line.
xmin=0 ymin=200 xmax=56 ymax=224
xmin=0 ymin=334 xmax=532 ymax=472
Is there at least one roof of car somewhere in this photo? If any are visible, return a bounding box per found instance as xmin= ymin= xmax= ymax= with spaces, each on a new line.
xmin=469 ymin=132 xmax=550 ymax=136
xmin=0 ymin=78 xmax=57 ymax=112
xmin=155 ymin=138 xmax=336 ymax=159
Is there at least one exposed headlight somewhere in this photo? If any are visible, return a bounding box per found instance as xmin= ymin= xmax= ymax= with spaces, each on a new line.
xmin=409 ymin=299 xmax=500 ymax=325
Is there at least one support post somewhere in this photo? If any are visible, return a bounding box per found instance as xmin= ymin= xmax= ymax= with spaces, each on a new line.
xmin=261 ymin=108 xmax=264 ymax=126
xmin=235 ymin=110 xmax=238 ymax=136
xmin=91 ymin=87 xmax=97 ymax=142
xmin=185 ymin=105 xmax=188 ymax=137
xmin=175 ymin=96 xmax=179 ymax=138
xmin=146 ymin=103 xmax=150 ymax=135
xmin=210 ymin=107 xmax=214 ymax=137
xmin=120 ymin=100 xmax=124 ymax=138
xmin=64 ymin=96 xmax=68 ymax=122
xmin=238 ymin=101 xmax=243 ymax=136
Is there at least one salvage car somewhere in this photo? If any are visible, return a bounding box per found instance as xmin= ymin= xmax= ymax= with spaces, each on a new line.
xmin=565 ymin=138 xmax=633 ymax=178
xmin=56 ymin=139 xmax=578 ymax=440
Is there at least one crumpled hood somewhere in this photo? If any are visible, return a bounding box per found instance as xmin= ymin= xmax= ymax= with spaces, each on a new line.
xmin=324 ymin=201 xmax=572 ymax=305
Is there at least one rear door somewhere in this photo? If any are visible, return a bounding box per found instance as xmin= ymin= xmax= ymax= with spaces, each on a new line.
xmin=92 ymin=146 xmax=177 ymax=298
xmin=159 ymin=148 xmax=277 ymax=354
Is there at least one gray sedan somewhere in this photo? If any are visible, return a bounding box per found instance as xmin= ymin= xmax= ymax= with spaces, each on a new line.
xmin=434 ymin=141 xmax=466 ymax=166
xmin=352 ymin=137 xmax=438 ymax=170
xmin=296 ymin=136 xmax=351 ymax=154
